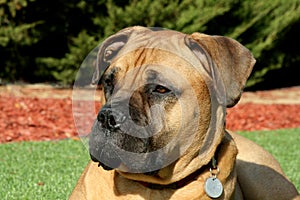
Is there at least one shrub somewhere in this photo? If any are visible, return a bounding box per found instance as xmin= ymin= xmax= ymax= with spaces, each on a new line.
xmin=0 ymin=0 xmax=299 ymax=88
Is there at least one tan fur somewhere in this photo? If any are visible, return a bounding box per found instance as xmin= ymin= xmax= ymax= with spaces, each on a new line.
xmin=70 ymin=27 xmax=299 ymax=200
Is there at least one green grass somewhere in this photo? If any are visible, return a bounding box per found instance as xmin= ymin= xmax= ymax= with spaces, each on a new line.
xmin=0 ymin=128 xmax=299 ymax=199
xmin=0 ymin=139 xmax=89 ymax=200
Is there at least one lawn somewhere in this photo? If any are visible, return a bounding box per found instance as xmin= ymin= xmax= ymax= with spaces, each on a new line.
xmin=0 ymin=128 xmax=299 ymax=199
xmin=0 ymin=139 xmax=89 ymax=200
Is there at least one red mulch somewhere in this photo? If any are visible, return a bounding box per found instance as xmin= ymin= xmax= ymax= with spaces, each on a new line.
xmin=1 ymin=93 xmax=300 ymax=143
xmin=226 ymin=104 xmax=300 ymax=131
xmin=0 ymin=96 xmax=76 ymax=143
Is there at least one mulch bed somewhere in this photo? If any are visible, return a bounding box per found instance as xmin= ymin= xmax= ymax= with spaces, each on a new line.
xmin=1 ymin=91 xmax=300 ymax=143
xmin=226 ymin=103 xmax=300 ymax=131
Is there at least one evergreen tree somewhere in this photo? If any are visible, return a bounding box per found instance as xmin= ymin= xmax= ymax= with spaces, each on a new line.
xmin=0 ymin=0 xmax=299 ymax=88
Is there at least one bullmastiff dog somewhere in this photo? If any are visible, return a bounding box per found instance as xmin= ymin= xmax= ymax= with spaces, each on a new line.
xmin=70 ymin=26 xmax=299 ymax=200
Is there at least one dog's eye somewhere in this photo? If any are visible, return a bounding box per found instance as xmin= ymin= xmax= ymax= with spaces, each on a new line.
xmin=104 ymin=78 xmax=113 ymax=87
xmin=153 ymin=85 xmax=171 ymax=94
xmin=102 ymin=77 xmax=114 ymax=96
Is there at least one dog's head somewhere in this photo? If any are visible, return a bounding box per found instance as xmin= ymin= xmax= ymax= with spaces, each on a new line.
xmin=89 ymin=26 xmax=255 ymax=184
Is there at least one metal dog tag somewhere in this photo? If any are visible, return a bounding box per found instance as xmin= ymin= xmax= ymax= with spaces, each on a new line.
xmin=204 ymin=177 xmax=223 ymax=198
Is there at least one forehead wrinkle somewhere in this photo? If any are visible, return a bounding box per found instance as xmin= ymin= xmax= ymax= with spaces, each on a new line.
xmin=116 ymin=48 xmax=157 ymax=88
xmin=118 ymin=48 xmax=196 ymax=90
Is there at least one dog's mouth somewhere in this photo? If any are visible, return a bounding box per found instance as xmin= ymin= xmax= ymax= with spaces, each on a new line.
xmin=90 ymin=153 xmax=160 ymax=175
xmin=89 ymin=124 xmax=167 ymax=174
xmin=89 ymin=150 xmax=162 ymax=175
xmin=90 ymin=152 xmax=121 ymax=170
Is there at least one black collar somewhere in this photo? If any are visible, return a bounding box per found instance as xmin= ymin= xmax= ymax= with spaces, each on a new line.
xmin=136 ymin=166 xmax=206 ymax=190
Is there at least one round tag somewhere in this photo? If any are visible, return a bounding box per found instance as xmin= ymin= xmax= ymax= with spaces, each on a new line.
xmin=204 ymin=177 xmax=223 ymax=198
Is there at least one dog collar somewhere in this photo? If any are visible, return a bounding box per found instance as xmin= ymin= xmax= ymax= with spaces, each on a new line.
xmin=136 ymin=155 xmax=221 ymax=190
xmin=136 ymin=166 xmax=206 ymax=190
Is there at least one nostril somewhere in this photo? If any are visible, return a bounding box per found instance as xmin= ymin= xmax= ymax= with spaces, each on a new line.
xmin=97 ymin=112 xmax=106 ymax=124
xmin=108 ymin=115 xmax=116 ymax=127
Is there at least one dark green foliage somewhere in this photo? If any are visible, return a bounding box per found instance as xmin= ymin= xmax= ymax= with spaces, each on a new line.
xmin=0 ymin=0 xmax=299 ymax=88
xmin=0 ymin=0 xmax=105 ymax=84
xmin=229 ymin=0 xmax=300 ymax=89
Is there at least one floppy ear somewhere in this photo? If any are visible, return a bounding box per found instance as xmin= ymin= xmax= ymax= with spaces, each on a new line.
xmin=188 ymin=33 xmax=256 ymax=107
xmin=92 ymin=28 xmax=135 ymax=85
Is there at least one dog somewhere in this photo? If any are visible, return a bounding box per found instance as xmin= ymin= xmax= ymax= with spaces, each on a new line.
xmin=70 ymin=26 xmax=299 ymax=200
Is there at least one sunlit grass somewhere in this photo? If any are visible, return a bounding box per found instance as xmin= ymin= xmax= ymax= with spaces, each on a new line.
xmin=0 ymin=139 xmax=89 ymax=199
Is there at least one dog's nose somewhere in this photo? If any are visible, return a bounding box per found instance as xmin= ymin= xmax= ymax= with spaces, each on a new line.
xmin=97 ymin=107 xmax=126 ymax=130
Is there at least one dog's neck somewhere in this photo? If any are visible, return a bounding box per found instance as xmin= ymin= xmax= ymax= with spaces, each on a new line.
xmin=135 ymin=158 xmax=213 ymax=190
xmin=134 ymin=146 xmax=221 ymax=190
xmin=117 ymin=132 xmax=237 ymax=193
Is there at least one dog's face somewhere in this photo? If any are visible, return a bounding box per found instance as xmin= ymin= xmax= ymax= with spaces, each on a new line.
xmin=90 ymin=48 xmax=210 ymax=173
xmin=89 ymin=27 xmax=255 ymax=184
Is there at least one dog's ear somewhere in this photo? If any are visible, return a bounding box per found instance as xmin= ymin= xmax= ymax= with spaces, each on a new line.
xmin=92 ymin=27 xmax=137 ymax=85
xmin=187 ymin=33 xmax=256 ymax=107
